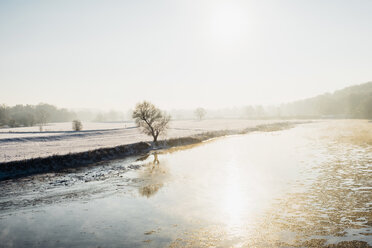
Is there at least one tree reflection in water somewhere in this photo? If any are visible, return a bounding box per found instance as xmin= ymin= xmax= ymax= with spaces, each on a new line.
xmin=138 ymin=153 xmax=167 ymax=198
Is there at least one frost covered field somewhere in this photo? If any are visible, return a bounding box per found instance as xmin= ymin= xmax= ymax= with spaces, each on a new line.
xmin=0 ymin=120 xmax=281 ymax=163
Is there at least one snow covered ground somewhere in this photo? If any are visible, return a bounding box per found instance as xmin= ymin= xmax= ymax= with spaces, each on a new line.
xmin=0 ymin=119 xmax=284 ymax=163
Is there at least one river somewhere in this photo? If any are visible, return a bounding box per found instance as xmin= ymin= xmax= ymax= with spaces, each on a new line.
xmin=0 ymin=120 xmax=371 ymax=247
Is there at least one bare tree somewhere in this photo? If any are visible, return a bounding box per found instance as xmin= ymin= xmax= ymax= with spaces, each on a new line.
xmin=35 ymin=107 xmax=49 ymax=132
xmin=132 ymin=101 xmax=171 ymax=143
xmin=194 ymin=107 xmax=206 ymax=121
xmin=72 ymin=120 xmax=83 ymax=131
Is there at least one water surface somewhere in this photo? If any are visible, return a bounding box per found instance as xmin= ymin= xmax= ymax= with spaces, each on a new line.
xmin=0 ymin=121 xmax=371 ymax=247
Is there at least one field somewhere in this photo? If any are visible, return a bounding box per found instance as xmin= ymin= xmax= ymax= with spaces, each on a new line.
xmin=0 ymin=119 xmax=283 ymax=163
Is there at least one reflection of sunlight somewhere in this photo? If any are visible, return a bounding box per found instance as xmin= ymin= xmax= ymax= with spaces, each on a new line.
xmin=222 ymin=159 xmax=246 ymax=236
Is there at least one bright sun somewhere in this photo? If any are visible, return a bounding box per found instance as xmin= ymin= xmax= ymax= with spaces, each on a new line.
xmin=207 ymin=2 xmax=248 ymax=45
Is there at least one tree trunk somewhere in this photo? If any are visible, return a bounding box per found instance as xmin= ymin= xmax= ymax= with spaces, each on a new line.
xmin=153 ymin=131 xmax=160 ymax=144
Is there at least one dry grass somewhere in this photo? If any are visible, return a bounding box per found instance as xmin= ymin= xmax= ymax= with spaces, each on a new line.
xmin=322 ymin=120 xmax=372 ymax=146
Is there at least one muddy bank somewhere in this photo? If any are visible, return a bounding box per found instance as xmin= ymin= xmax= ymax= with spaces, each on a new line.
xmin=0 ymin=122 xmax=298 ymax=181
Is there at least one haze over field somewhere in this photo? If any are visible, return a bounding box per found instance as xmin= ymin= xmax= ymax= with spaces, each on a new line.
xmin=1 ymin=1 xmax=372 ymax=248
xmin=1 ymin=0 xmax=372 ymax=110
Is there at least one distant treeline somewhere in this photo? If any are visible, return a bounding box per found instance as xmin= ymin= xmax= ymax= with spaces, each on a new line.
xmin=0 ymin=103 xmax=77 ymax=127
xmin=172 ymin=82 xmax=372 ymax=120
xmin=1 ymin=82 xmax=371 ymax=127
xmin=239 ymin=81 xmax=372 ymax=119
xmin=78 ymin=110 xmax=125 ymax=122
xmin=277 ymin=81 xmax=372 ymax=119
xmin=170 ymin=82 xmax=372 ymax=120
xmin=0 ymin=103 xmax=127 ymax=128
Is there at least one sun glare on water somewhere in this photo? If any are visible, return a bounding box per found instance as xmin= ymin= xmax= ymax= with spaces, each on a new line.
xmin=223 ymin=159 xmax=245 ymax=230
xmin=216 ymin=153 xmax=265 ymax=239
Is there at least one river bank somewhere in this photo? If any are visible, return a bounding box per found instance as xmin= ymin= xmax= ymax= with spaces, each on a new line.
xmin=0 ymin=119 xmax=298 ymax=163
xmin=0 ymin=122 xmax=297 ymax=181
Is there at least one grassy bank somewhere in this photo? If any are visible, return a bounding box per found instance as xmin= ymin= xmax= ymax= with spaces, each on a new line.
xmin=0 ymin=122 xmax=298 ymax=181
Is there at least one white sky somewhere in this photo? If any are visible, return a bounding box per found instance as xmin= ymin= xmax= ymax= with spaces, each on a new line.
xmin=1 ymin=0 xmax=371 ymax=110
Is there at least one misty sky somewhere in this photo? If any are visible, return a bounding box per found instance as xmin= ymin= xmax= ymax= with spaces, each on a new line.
xmin=1 ymin=0 xmax=372 ymax=111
